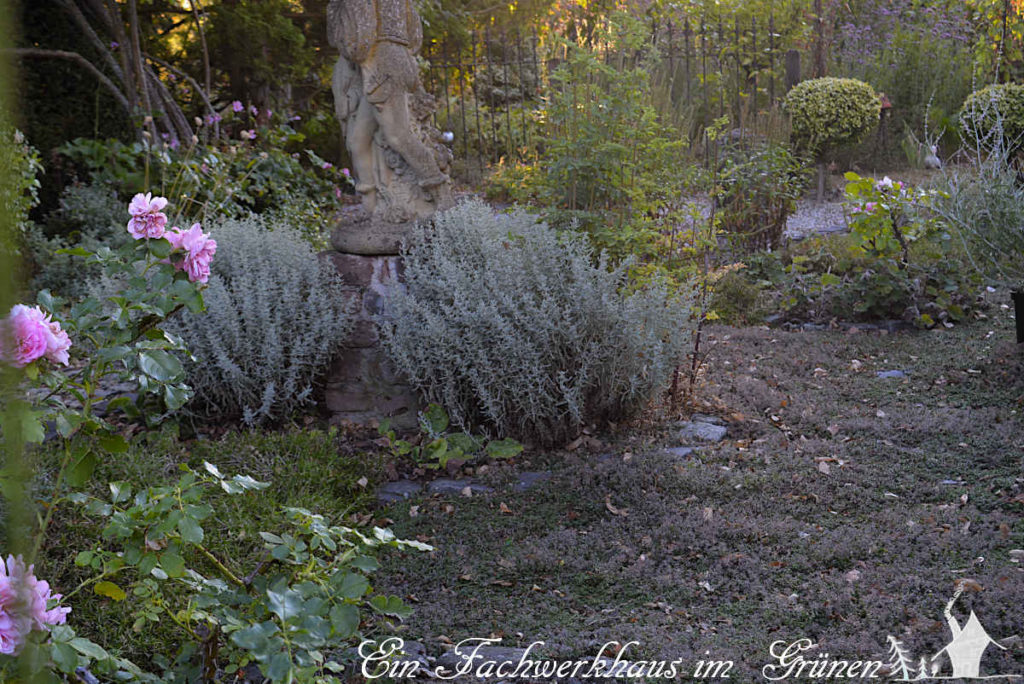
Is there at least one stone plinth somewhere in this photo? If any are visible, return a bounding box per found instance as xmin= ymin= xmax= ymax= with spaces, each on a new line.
xmin=324 ymin=251 xmax=419 ymax=429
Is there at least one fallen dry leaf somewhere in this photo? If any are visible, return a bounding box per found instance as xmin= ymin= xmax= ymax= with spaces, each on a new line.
xmin=356 ymin=476 xmax=369 ymax=488
xmin=499 ymin=502 xmax=514 ymax=515
xmin=605 ymin=495 xmax=629 ymax=517
xmin=817 ymin=461 xmax=831 ymax=475
xmin=956 ymin=578 xmax=984 ymax=592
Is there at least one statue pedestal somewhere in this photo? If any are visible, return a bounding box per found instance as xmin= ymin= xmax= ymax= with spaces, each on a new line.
xmin=323 ymin=249 xmax=420 ymax=429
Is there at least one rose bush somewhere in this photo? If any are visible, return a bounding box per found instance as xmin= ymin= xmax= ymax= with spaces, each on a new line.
xmin=1 ymin=193 xmax=213 ymax=680
xmin=3 ymin=191 xmax=425 ymax=681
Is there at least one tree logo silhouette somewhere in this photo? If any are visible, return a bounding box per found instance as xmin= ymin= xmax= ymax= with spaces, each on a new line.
xmin=885 ymin=583 xmax=1018 ymax=680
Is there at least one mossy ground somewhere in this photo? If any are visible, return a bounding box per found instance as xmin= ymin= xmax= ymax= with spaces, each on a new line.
xmin=378 ymin=299 xmax=1024 ymax=680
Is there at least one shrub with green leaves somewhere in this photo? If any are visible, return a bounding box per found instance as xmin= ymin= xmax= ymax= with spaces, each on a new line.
xmin=743 ymin=231 xmax=977 ymax=326
xmin=0 ymin=129 xmax=43 ymax=258
xmin=959 ymin=83 xmax=1024 ymax=153
xmin=58 ymin=125 xmax=348 ymax=248
xmin=27 ymin=182 xmax=131 ymax=298
xmin=168 ymin=216 xmax=353 ymax=425
xmin=490 ymin=12 xmax=692 ymax=273
xmin=381 ymin=199 xmax=692 ymax=447
xmin=717 ymin=142 xmax=809 ymax=252
xmin=72 ymin=462 xmax=429 ymax=682
xmin=784 ymin=78 xmax=880 ymax=157
xmin=378 ymin=403 xmax=523 ymax=470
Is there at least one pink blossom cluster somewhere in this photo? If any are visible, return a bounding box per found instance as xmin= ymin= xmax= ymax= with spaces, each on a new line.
xmin=875 ymin=176 xmax=904 ymax=194
xmin=851 ymin=201 xmax=879 ymax=215
xmin=0 ymin=555 xmax=70 ymax=655
xmin=127 ymin=192 xmax=168 ymax=239
xmin=0 ymin=305 xmax=71 ymax=368
xmin=167 ymin=224 xmax=217 ymax=284
xmin=126 ymin=194 xmax=217 ymax=284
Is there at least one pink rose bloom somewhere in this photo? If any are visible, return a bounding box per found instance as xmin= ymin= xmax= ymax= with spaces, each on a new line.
xmin=249 ymin=105 xmax=258 ymax=116
xmin=240 ymin=129 xmax=256 ymax=141
xmin=1 ymin=305 xmax=70 ymax=368
xmin=341 ymin=168 xmax=350 ymax=177
xmin=322 ymin=162 xmax=333 ymax=170
xmin=126 ymin=192 xmax=169 ymax=239
xmin=2 ymin=305 xmax=48 ymax=367
xmin=168 ymin=223 xmax=217 ymax=284
xmin=0 ymin=609 xmax=24 ymax=655
xmin=42 ymin=316 xmax=71 ymax=366
xmin=0 ymin=555 xmax=70 ymax=655
xmin=3 ymin=556 xmax=69 ymax=630
xmin=232 ymin=100 xmax=244 ymax=113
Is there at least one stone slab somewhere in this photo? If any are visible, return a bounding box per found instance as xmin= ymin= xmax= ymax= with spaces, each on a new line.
xmin=514 ymin=471 xmax=552 ymax=492
xmin=677 ymin=421 xmax=728 ymax=443
xmin=427 ymin=479 xmax=495 ymax=496
xmin=377 ymin=480 xmax=423 ymax=504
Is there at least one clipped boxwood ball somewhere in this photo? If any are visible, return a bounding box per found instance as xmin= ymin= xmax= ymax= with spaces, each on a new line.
xmin=960 ymin=83 xmax=1024 ymax=152
xmin=783 ymin=77 xmax=880 ymax=156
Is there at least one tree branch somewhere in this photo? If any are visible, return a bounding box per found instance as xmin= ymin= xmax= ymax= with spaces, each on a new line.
xmin=146 ymin=53 xmax=217 ymax=121
xmin=6 ymin=48 xmax=131 ymax=112
xmin=53 ymin=0 xmax=125 ymax=85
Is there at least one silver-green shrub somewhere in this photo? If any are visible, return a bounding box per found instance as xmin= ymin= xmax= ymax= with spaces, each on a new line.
xmin=934 ymin=107 xmax=1024 ymax=290
xmin=168 ymin=216 xmax=353 ymax=424
xmin=381 ymin=199 xmax=692 ymax=446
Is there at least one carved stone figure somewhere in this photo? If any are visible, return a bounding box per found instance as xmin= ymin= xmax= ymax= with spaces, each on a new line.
xmin=328 ymin=0 xmax=453 ymax=255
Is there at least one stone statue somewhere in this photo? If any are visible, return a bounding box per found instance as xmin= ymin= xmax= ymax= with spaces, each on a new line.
xmin=328 ymin=0 xmax=453 ymax=255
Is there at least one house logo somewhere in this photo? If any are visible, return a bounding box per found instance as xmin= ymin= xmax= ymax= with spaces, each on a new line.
xmin=885 ymin=584 xmax=1018 ymax=680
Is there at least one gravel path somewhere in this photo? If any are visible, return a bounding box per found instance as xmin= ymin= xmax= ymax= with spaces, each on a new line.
xmin=785 ymin=198 xmax=850 ymax=240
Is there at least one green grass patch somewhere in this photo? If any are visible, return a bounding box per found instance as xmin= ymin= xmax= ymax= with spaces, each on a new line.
xmin=35 ymin=426 xmax=382 ymax=667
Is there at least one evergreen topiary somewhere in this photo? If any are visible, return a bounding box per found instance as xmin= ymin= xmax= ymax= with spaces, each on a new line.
xmin=784 ymin=77 xmax=881 ymax=155
xmin=783 ymin=77 xmax=879 ymax=200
